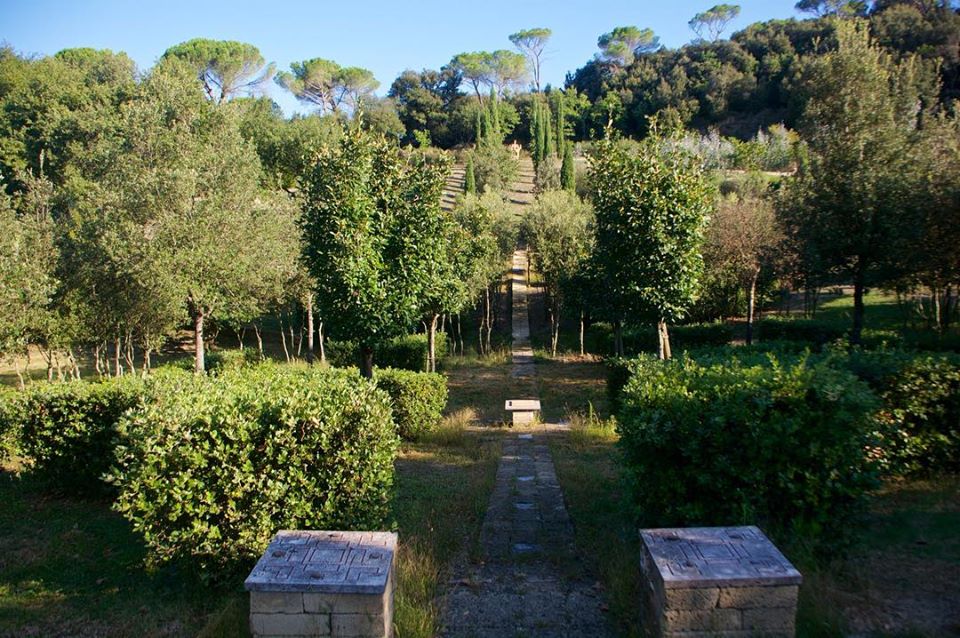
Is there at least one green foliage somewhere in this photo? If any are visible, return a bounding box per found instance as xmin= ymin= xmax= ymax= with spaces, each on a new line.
xmin=0 ymin=385 xmax=24 ymax=463
xmin=327 ymin=333 xmax=449 ymax=372
xmin=14 ymin=377 xmax=146 ymax=495
xmin=599 ymin=322 xmax=734 ymax=356
xmin=756 ymin=318 xmax=847 ymax=345
xmin=300 ymin=122 xmax=449 ymax=374
xmin=205 ymin=348 xmax=262 ymax=373
xmin=844 ymin=351 xmax=960 ymax=476
xmin=464 ymin=155 xmax=477 ymax=194
xmin=162 ymin=39 xmax=275 ymax=103
xmin=617 ymin=353 xmax=880 ymax=553
xmin=110 ymin=364 xmax=398 ymax=572
xmin=374 ymin=368 xmax=448 ymax=439
xmin=690 ymin=5 xmax=742 ymax=42
xmin=560 ymin=144 xmax=576 ymax=191
xmin=468 ymin=141 xmax=518 ymax=194
xmin=589 ymin=136 xmax=712 ymax=334
xmin=597 ymin=26 xmax=661 ymax=65
xmin=276 ymin=58 xmax=378 ymax=114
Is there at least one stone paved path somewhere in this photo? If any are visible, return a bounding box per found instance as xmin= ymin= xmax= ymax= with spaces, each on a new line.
xmin=439 ymin=250 xmax=612 ymax=638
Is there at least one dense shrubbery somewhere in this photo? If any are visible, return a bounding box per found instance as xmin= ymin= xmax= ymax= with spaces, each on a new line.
xmin=205 ymin=348 xmax=262 ymax=372
xmin=12 ymin=377 xmax=145 ymax=495
xmin=375 ymin=367 xmax=448 ymax=439
xmin=0 ymin=385 xmax=23 ymax=463
xmin=845 ymin=351 xmax=960 ymax=476
xmin=109 ymin=364 xmax=397 ymax=571
xmin=755 ymin=318 xmax=847 ymax=345
xmin=617 ymin=354 xmax=880 ymax=552
xmin=327 ymin=333 xmax=448 ymax=372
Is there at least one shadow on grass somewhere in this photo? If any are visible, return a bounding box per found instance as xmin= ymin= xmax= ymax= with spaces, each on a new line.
xmin=0 ymin=468 xmax=236 ymax=638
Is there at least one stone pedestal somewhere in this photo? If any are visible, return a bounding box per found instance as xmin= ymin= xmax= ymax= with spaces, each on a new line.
xmin=245 ymin=530 xmax=397 ymax=638
xmin=640 ymin=526 xmax=801 ymax=638
xmin=505 ymin=399 xmax=541 ymax=426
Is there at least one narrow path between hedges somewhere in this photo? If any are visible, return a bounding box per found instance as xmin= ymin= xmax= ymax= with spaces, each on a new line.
xmin=439 ymin=250 xmax=612 ymax=637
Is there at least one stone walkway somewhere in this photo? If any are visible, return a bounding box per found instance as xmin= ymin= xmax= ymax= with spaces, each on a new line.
xmin=439 ymin=250 xmax=612 ymax=638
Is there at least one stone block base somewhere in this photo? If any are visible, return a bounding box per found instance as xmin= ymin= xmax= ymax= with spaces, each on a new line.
xmin=512 ymin=411 xmax=536 ymax=425
xmin=250 ymin=570 xmax=394 ymax=637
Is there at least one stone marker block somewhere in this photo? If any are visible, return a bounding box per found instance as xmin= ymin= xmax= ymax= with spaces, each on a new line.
xmin=245 ymin=530 xmax=397 ymax=638
xmin=505 ymin=399 xmax=541 ymax=426
xmin=640 ymin=526 xmax=801 ymax=638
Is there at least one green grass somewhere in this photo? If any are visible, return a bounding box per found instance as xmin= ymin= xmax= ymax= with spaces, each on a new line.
xmin=548 ymin=416 xmax=643 ymax=638
xmin=0 ymin=467 xmax=236 ymax=637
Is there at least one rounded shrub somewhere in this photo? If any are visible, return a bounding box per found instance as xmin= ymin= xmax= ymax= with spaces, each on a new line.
xmin=0 ymin=385 xmax=25 ymax=464
xmin=617 ymin=354 xmax=880 ymax=553
xmin=375 ymin=367 xmax=448 ymax=439
xmin=844 ymin=350 xmax=960 ymax=476
xmin=15 ymin=376 xmax=146 ymax=495
xmin=110 ymin=363 xmax=398 ymax=572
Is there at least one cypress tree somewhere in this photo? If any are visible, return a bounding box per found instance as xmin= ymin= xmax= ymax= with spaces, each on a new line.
xmin=544 ymin=100 xmax=555 ymax=160
xmin=465 ymin=155 xmax=477 ymax=194
xmin=474 ymin=109 xmax=483 ymax=145
xmin=561 ymin=143 xmax=576 ymax=192
xmin=555 ymin=93 xmax=566 ymax=158
xmin=481 ymin=107 xmax=492 ymax=146
xmin=531 ymin=101 xmax=542 ymax=170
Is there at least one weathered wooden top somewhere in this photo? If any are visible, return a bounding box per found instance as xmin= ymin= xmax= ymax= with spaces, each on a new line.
xmin=505 ymin=399 xmax=541 ymax=411
xmin=244 ymin=530 xmax=397 ymax=594
xmin=640 ymin=526 xmax=802 ymax=589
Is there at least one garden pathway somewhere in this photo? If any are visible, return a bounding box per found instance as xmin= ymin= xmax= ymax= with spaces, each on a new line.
xmin=439 ymin=250 xmax=612 ymax=637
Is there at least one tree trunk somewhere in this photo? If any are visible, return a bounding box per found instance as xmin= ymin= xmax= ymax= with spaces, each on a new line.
xmin=485 ymin=287 xmax=493 ymax=354
xmin=657 ymin=319 xmax=672 ymax=360
xmin=613 ymin=320 xmax=624 ymax=357
xmin=360 ymin=345 xmax=374 ymax=379
xmin=193 ymin=310 xmax=206 ymax=374
xmin=279 ymin=316 xmax=290 ymax=362
xmin=427 ymin=314 xmax=439 ymax=373
xmin=746 ymin=267 xmax=760 ymax=346
xmin=306 ymin=295 xmax=315 ymax=364
xmin=932 ymin=285 xmax=942 ymax=333
xmin=550 ymin=301 xmax=560 ymax=357
xmin=457 ymin=313 xmax=464 ymax=356
xmin=944 ymin=285 xmax=955 ymax=330
xmin=94 ymin=344 xmax=103 ymax=378
xmin=142 ymin=349 xmax=152 ymax=377
xmin=114 ymin=337 xmax=122 ymax=377
xmin=851 ymin=264 xmax=866 ymax=346
xmin=579 ymin=310 xmax=586 ymax=357
xmin=318 ymin=321 xmax=326 ymax=363
xmin=253 ymin=322 xmax=264 ymax=360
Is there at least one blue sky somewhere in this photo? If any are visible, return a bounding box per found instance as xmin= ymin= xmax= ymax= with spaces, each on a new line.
xmin=2 ymin=0 xmax=802 ymax=116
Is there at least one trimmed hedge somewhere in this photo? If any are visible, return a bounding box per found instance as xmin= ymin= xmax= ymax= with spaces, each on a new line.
xmin=845 ymin=351 xmax=960 ymax=476
xmin=327 ymin=333 xmax=448 ymax=372
xmin=617 ymin=354 xmax=880 ymax=552
xmin=600 ymin=322 xmax=733 ymax=356
xmin=0 ymin=386 xmax=24 ymax=464
xmin=206 ymin=348 xmax=262 ymax=372
xmin=14 ymin=377 xmax=145 ymax=495
xmin=375 ymin=367 xmax=448 ymax=439
xmin=110 ymin=364 xmax=398 ymax=571
xmin=755 ymin=318 xmax=847 ymax=345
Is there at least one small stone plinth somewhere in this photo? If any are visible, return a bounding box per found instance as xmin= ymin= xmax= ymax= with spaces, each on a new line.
xmin=640 ymin=526 xmax=802 ymax=638
xmin=505 ymin=399 xmax=541 ymax=426
xmin=245 ymin=530 xmax=397 ymax=638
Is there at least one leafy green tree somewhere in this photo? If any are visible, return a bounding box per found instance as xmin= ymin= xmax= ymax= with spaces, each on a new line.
xmin=704 ymin=193 xmax=782 ymax=344
xmin=488 ymin=50 xmax=529 ymax=98
xmin=300 ymin=122 xmax=449 ymax=377
xmin=689 ymin=5 xmax=742 ymax=41
xmin=450 ymin=52 xmax=493 ymax=102
xmin=0 ymin=48 xmax=135 ymax=191
xmin=795 ymin=0 xmax=867 ymax=16
xmin=63 ymin=60 xmax=299 ymax=373
xmin=509 ymin=28 xmax=552 ymax=92
xmin=0 ymin=176 xmax=58 ymax=387
xmin=388 ymin=67 xmax=462 ymax=147
xmin=162 ymin=39 xmax=275 ymax=103
xmin=598 ymin=27 xmax=661 ymax=65
xmin=276 ymin=59 xmax=378 ymax=114
xmin=589 ymin=135 xmax=712 ymax=359
xmin=522 ymin=191 xmax=594 ymax=355
xmin=780 ymin=20 xmax=930 ymax=344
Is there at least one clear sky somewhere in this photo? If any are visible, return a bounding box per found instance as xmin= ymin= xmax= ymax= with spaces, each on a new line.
xmin=2 ymin=0 xmax=803 ymax=116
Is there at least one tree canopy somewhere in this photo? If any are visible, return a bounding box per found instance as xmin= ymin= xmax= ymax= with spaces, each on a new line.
xmin=162 ymin=38 xmax=275 ymax=102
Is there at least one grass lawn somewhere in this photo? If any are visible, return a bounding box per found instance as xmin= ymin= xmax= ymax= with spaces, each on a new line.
xmin=0 ymin=466 xmax=234 ymax=638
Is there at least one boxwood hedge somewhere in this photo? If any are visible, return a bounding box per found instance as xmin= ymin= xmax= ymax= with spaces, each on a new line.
xmin=375 ymin=367 xmax=448 ymax=439
xmin=617 ymin=354 xmax=880 ymax=552
xmin=109 ymin=364 xmax=398 ymax=572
